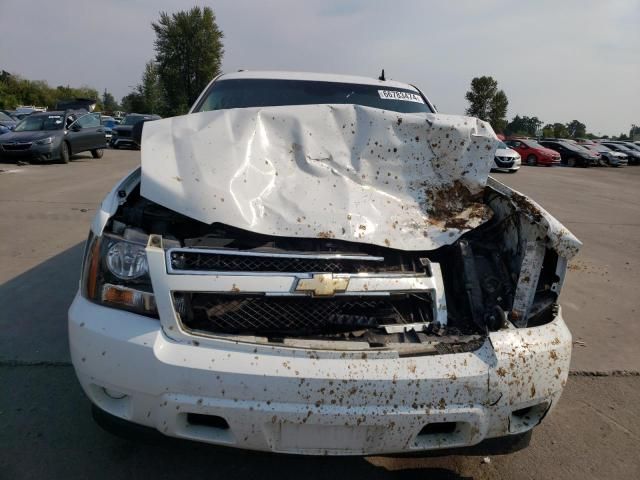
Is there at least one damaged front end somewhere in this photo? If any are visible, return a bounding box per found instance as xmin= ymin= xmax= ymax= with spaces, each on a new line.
xmin=71 ymin=103 xmax=580 ymax=455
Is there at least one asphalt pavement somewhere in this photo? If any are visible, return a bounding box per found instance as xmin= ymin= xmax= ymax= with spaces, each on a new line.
xmin=1 ymin=151 xmax=638 ymax=479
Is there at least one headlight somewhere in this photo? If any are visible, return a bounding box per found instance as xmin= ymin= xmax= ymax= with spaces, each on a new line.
xmin=35 ymin=137 xmax=53 ymax=145
xmin=106 ymin=241 xmax=148 ymax=279
xmin=81 ymin=232 xmax=157 ymax=317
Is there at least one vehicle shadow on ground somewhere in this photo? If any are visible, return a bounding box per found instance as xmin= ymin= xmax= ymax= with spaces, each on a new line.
xmin=0 ymin=242 xmax=85 ymax=363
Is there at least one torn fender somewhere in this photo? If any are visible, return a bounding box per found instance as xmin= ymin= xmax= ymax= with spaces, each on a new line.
xmin=141 ymin=104 xmax=498 ymax=250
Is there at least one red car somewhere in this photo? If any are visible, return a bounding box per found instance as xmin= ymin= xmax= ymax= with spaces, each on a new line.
xmin=506 ymin=138 xmax=561 ymax=166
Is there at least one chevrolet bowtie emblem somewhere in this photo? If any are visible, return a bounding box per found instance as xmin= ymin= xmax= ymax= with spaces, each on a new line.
xmin=294 ymin=273 xmax=349 ymax=296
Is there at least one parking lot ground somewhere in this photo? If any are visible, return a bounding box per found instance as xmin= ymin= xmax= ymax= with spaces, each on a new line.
xmin=1 ymin=151 xmax=639 ymax=479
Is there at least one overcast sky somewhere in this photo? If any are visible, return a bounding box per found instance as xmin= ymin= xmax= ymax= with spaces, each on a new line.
xmin=1 ymin=0 xmax=638 ymax=135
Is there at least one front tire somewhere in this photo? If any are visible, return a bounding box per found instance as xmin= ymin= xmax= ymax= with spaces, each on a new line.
xmin=91 ymin=148 xmax=104 ymax=159
xmin=526 ymin=154 xmax=537 ymax=166
xmin=59 ymin=141 xmax=70 ymax=164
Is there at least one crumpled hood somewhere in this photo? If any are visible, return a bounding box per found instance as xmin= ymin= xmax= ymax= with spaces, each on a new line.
xmin=141 ymin=104 xmax=498 ymax=250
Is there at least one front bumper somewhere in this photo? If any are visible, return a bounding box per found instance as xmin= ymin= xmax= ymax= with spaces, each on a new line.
xmin=110 ymin=137 xmax=136 ymax=149
xmin=0 ymin=142 xmax=59 ymax=162
xmin=69 ymin=293 xmax=571 ymax=456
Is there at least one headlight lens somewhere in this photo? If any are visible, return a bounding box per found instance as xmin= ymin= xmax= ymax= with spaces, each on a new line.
xmin=36 ymin=136 xmax=53 ymax=145
xmin=106 ymin=241 xmax=148 ymax=279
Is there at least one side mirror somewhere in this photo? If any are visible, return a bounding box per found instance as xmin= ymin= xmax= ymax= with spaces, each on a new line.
xmin=71 ymin=123 xmax=81 ymax=132
xmin=132 ymin=120 xmax=147 ymax=147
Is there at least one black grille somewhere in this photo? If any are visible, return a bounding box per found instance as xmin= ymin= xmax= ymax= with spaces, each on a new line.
xmin=2 ymin=142 xmax=32 ymax=151
xmin=170 ymin=251 xmax=402 ymax=274
xmin=494 ymin=156 xmax=515 ymax=167
xmin=175 ymin=293 xmax=432 ymax=335
xmin=116 ymin=130 xmax=130 ymax=138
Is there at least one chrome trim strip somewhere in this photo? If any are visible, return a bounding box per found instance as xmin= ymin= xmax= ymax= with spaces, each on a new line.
xmin=168 ymin=247 xmax=384 ymax=261
xmin=166 ymin=247 xmax=386 ymax=275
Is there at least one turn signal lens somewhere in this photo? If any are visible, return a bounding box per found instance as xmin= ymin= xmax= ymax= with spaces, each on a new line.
xmin=101 ymin=284 xmax=157 ymax=315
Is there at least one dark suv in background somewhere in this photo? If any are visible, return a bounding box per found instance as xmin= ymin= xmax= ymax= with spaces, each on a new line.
xmin=110 ymin=113 xmax=160 ymax=149
xmin=0 ymin=111 xmax=106 ymax=163
xmin=538 ymin=139 xmax=598 ymax=167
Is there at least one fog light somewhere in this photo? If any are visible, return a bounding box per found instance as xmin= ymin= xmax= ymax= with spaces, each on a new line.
xmin=103 ymin=388 xmax=127 ymax=400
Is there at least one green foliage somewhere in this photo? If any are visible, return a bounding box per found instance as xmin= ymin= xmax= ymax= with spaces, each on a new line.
xmin=152 ymin=6 xmax=224 ymax=116
xmin=102 ymin=89 xmax=119 ymax=112
xmin=465 ymin=76 xmax=509 ymax=133
xmin=0 ymin=70 xmax=100 ymax=110
xmin=505 ymin=115 xmax=543 ymax=136
xmin=566 ymin=120 xmax=586 ymax=138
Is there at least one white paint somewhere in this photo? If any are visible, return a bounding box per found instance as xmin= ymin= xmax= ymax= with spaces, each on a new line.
xmin=141 ymin=104 xmax=498 ymax=250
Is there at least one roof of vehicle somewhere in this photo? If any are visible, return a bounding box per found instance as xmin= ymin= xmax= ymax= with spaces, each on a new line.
xmin=125 ymin=113 xmax=160 ymax=118
xmin=218 ymin=70 xmax=420 ymax=92
xmin=28 ymin=110 xmax=67 ymax=117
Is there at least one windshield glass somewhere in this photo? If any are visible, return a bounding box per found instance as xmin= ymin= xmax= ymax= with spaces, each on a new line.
xmin=122 ymin=115 xmax=146 ymax=126
xmin=14 ymin=115 xmax=64 ymax=132
xmin=0 ymin=112 xmax=13 ymax=122
xmin=497 ymin=141 xmax=508 ymax=148
xmin=195 ymin=79 xmax=433 ymax=114
xmin=606 ymin=143 xmax=632 ymax=152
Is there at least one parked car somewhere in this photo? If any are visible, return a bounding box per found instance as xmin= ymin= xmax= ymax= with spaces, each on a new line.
xmin=492 ymin=140 xmax=521 ymax=172
xmin=0 ymin=111 xmax=106 ymax=163
xmin=505 ymin=138 xmax=561 ymax=166
xmin=0 ymin=109 xmax=19 ymax=121
xmin=100 ymin=116 xmax=117 ymax=141
xmin=110 ymin=113 xmax=160 ymax=149
xmin=538 ymin=139 xmax=597 ymax=167
xmin=601 ymin=142 xmax=640 ymax=165
xmin=0 ymin=111 xmax=17 ymax=131
xmin=580 ymin=143 xmax=627 ymax=167
xmin=70 ymin=70 xmax=580 ymax=457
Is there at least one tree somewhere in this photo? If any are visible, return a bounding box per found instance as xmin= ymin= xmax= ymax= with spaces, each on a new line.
xmin=566 ymin=120 xmax=586 ymax=138
xmin=488 ymin=90 xmax=508 ymax=133
xmin=102 ymin=89 xmax=119 ymax=111
xmin=141 ymin=61 xmax=162 ymax=114
xmin=505 ymin=115 xmax=543 ymax=137
xmin=465 ymin=76 xmax=508 ymax=132
xmin=552 ymin=123 xmax=570 ymax=138
xmin=152 ymin=6 xmax=224 ymax=116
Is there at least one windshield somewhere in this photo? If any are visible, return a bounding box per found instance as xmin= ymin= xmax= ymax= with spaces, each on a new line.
xmin=523 ymin=139 xmax=544 ymax=148
xmin=14 ymin=115 xmax=64 ymax=132
xmin=606 ymin=143 xmax=632 ymax=152
xmin=122 ymin=115 xmax=147 ymax=126
xmin=0 ymin=112 xmax=13 ymax=122
xmin=195 ymin=79 xmax=433 ymax=114
xmin=497 ymin=141 xmax=508 ymax=148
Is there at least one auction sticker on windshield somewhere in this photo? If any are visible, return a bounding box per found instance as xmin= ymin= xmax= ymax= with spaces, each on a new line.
xmin=378 ymin=90 xmax=424 ymax=103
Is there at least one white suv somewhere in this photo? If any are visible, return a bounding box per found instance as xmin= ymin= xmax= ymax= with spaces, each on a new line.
xmin=69 ymin=70 xmax=580 ymax=456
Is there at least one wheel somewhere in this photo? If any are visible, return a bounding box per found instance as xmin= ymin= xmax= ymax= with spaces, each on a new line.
xmin=526 ymin=154 xmax=537 ymax=166
xmin=91 ymin=148 xmax=104 ymax=159
xmin=59 ymin=141 xmax=70 ymax=163
xmin=567 ymin=157 xmax=576 ymax=167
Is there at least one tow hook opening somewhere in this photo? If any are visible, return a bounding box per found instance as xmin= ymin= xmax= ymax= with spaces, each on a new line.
xmin=418 ymin=422 xmax=459 ymax=436
xmin=510 ymin=401 xmax=550 ymax=433
xmin=186 ymin=412 xmax=230 ymax=431
xmin=414 ymin=421 xmax=471 ymax=448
